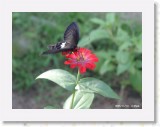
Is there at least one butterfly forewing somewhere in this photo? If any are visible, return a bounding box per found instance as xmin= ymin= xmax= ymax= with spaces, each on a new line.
xmin=64 ymin=22 xmax=79 ymax=47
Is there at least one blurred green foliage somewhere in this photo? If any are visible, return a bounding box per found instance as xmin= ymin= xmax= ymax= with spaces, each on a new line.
xmin=12 ymin=12 xmax=142 ymax=94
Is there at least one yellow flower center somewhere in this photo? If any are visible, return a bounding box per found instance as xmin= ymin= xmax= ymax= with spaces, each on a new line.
xmin=76 ymin=52 xmax=85 ymax=61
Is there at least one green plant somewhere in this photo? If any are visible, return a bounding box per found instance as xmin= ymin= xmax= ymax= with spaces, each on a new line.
xmin=36 ymin=48 xmax=120 ymax=109
xmin=79 ymin=13 xmax=142 ymax=94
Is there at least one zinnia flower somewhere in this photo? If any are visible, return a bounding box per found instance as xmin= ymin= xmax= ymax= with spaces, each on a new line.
xmin=64 ymin=48 xmax=98 ymax=74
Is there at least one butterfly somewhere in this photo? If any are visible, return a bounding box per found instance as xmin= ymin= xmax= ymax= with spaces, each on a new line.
xmin=42 ymin=22 xmax=79 ymax=55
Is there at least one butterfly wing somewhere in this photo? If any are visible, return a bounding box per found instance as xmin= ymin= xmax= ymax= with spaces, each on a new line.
xmin=42 ymin=41 xmax=71 ymax=54
xmin=64 ymin=22 xmax=79 ymax=47
xmin=42 ymin=22 xmax=79 ymax=55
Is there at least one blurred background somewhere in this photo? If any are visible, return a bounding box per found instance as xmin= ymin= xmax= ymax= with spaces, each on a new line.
xmin=12 ymin=12 xmax=142 ymax=109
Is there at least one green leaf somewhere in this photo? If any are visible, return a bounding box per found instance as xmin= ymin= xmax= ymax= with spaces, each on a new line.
xmin=63 ymin=91 xmax=94 ymax=109
xmin=129 ymin=62 xmax=136 ymax=74
xmin=36 ymin=69 xmax=76 ymax=91
xmin=95 ymin=51 xmax=107 ymax=59
xmin=105 ymin=13 xmax=116 ymax=25
xmin=136 ymin=40 xmax=142 ymax=53
xmin=130 ymin=70 xmax=142 ymax=93
xmin=90 ymin=18 xmax=105 ymax=26
xmin=90 ymin=29 xmax=108 ymax=41
xmin=132 ymin=34 xmax=142 ymax=53
xmin=119 ymin=42 xmax=132 ymax=51
xmin=44 ymin=106 xmax=56 ymax=109
xmin=116 ymin=51 xmax=134 ymax=75
xmin=99 ymin=60 xmax=115 ymax=75
xmin=95 ymin=57 xmax=105 ymax=72
xmin=117 ymin=62 xmax=132 ymax=75
xmin=135 ymin=60 xmax=142 ymax=69
xmin=121 ymin=23 xmax=132 ymax=35
xmin=95 ymin=50 xmax=115 ymax=59
xmin=78 ymin=36 xmax=91 ymax=47
xmin=116 ymin=51 xmax=130 ymax=64
xmin=78 ymin=29 xmax=109 ymax=47
xmin=115 ymin=28 xmax=130 ymax=44
xmin=78 ymin=78 xmax=120 ymax=99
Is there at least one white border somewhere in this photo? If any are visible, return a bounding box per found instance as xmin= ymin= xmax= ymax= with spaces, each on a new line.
xmin=0 ymin=0 xmax=154 ymax=121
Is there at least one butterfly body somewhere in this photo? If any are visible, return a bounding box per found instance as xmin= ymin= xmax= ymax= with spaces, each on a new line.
xmin=42 ymin=22 xmax=79 ymax=55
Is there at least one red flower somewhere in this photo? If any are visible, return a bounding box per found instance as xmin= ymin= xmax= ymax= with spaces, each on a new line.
xmin=64 ymin=48 xmax=98 ymax=74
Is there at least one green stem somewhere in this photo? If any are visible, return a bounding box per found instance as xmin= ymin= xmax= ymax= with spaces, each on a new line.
xmin=70 ymin=69 xmax=80 ymax=109
xmin=70 ymin=91 xmax=75 ymax=109
xmin=76 ymin=69 xmax=80 ymax=84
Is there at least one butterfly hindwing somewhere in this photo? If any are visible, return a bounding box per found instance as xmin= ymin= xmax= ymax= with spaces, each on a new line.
xmin=42 ymin=41 xmax=71 ymax=54
xmin=42 ymin=22 xmax=79 ymax=55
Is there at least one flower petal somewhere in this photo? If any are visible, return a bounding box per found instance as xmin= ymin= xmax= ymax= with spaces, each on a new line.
xmin=86 ymin=63 xmax=96 ymax=70
xmin=64 ymin=60 xmax=72 ymax=64
xmin=70 ymin=64 xmax=77 ymax=69
xmin=79 ymin=66 xmax=86 ymax=74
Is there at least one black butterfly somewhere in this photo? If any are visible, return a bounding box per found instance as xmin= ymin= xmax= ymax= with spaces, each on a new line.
xmin=42 ymin=22 xmax=79 ymax=55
